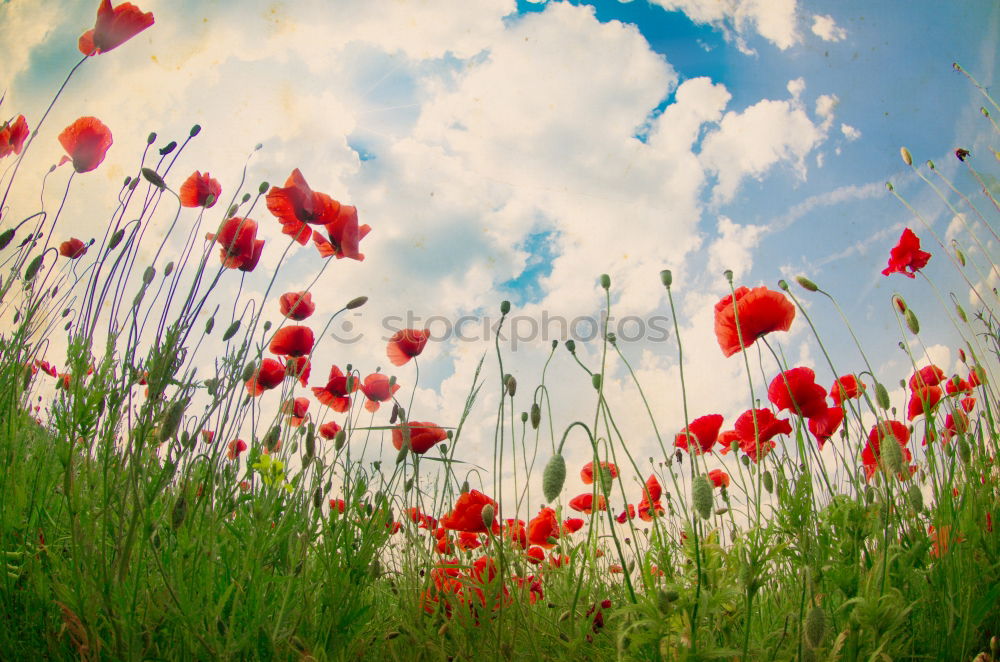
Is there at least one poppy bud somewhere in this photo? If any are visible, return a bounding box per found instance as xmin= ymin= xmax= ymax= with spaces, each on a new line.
xmin=312 ymin=487 xmax=323 ymax=510
xmin=171 ymin=493 xmax=187 ymax=530
xmin=958 ymin=439 xmax=971 ymax=464
xmin=904 ymin=309 xmax=920 ymax=335
xmin=481 ymin=504 xmax=495 ymax=530
xmin=241 ymin=193 xmax=251 ymax=204
xmin=892 ymin=295 xmax=907 ymax=313
xmin=530 ymin=403 xmax=541 ymax=429
xmin=0 ymin=229 xmax=14 ymax=250
xmin=875 ymin=382 xmax=891 ymax=409
xmin=590 ymin=374 xmax=601 ymax=391
xmin=777 ymin=279 xmax=789 ymax=291
xmin=660 ymin=270 xmax=672 ymax=288
xmin=599 ymin=274 xmax=610 ymax=290
xmin=24 ymin=255 xmax=43 ymax=281
xmin=762 ymin=471 xmax=773 ymax=494
xmin=907 ymin=483 xmax=923 ymax=513
xmin=222 ymin=320 xmax=240 ymax=342
xmin=885 ymin=182 xmax=894 ymax=192
xmin=461 ymin=480 xmax=470 ymax=493
xmin=521 ymin=411 xmax=528 ymax=423
xmin=142 ymin=266 xmax=155 ymax=285
xmin=723 ymin=269 xmax=733 ymax=283
xmin=147 ymin=132 xmax=157 ymax=144
xmin=795 ymin=276 xmax=818 ymax=292
xmin=160 ymin=400 xmax=186 ymax=442
xmin=880 ymin=437 xmax=905 ymax=476
xmin=241 ymin=362 xmax=255 ymax=383
xmin=505 ymin=374 xmax=516 ymax=397
xmin=334 ymin=430 xmax=346 ymax=451
xmin=551 ymin=340 xmax=558 ymax=350
xmin=714 ymin=507 xmax=728 ymax=515
xmin=141 ymin=167 xmax=166 ymax=190
xmin=606 ymin=332 xmax=616 ymax=344
xmin=565 ymin=339 xmax=576 ymax=353
xmin=204 ymin=316 xmax=215 ymax=335
xmin=164 ymin=261 xmax=174 ymax=277
xmin=159 ymin=141 xmax=177 ymax=156
xmin=805 ymin=605 xmax=825 ymax=648
xmin=403 ymin=478 xmax=413 ymax=492
xmin=500 ymin=300 xmax=511 ymax=315
xmin=692 ymin=475 xmax=713 ymax=520
xmin=955 ymin=148 xmax=970 ymax=161
xmin=900 ymin=147 xmax=913 ymax=166
xmin=542 ymin=453 xmax=567 ymax=502
xmin=108 ymin=228 xmax=125 ymax=250
xmin=395 ymin=445 xmax=408 ymax=464
xmin=226 ymin=204 xmax=238 ymax=218
xmin=346 ymin=296 xmax=368 ymax=310
xmin=955 ymin=247 xmax=966 ymax=267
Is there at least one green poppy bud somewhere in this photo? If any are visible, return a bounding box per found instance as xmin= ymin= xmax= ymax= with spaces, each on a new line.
xmin=542 ymin=453 xmax=566 ymax=502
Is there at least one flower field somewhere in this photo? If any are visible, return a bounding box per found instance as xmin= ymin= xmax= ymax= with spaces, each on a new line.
xmin=0 ymin=3 xmax=998 ymax=660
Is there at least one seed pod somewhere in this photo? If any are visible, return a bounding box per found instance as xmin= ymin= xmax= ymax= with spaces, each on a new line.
xmin=599 ymin=274 xmax=611 ymax=290
xmin=795 ymin=276 xmax=818 ymax=292
xmin=692 ymin=475 xmax=713 ymax=520
xmin=904 ymin=309 xmax=920 ymax=335
xmin=396 ymin=445 xmax=409 ymax=465
xmin=505 ymin=374 xmax=517 ymax=397
xmin=258 ymin=181 xmax=269 ymax=195
xmin=304 ymin=424 xmax=316 ymax=459
xmin=141 ymin=167 xmax=166 ymax=190
xmin=900 ymin=146 xmax=913 ymax=166
xmin=171 ymin=493 xmax=187 ymax=530
xmin=222 ymin=320 xmax=240 ymax=341
xmin=142 ymin=266 xmax=155 ymax=285
xmin=0 ymin=228 xmax=14 ymax=250
xmin=520 ymin=411 xmax=528 ymax=423
xmin=777 ymin=279 xmax=789 ymax=291
xmin=592 ymin=374 xmax=602 ymax=391
xmin=530 ymin=403 xmax=541 ymax=429
xmin=875 ymin=382 xmax=891 ymax=409
xmin=189 ymin=124 xmax=201 ymax=137
xmin=159 ymin=140 xmax=177 ymax=156
xmin=500 ymin=300 xmax=511 ymax=315
xmin=723 ymin=269 xmax=733 ymax=283
xmin=907 ymin=483 xmax=924 ymax=512
xmin=24 ymin=255 xmax=43 ymax=281
xmin=762 ymin=471 xmax=774 ymax=494
xmin=804 ymin=605 xmax=826 ymax=647
xmin=481 ymin=504 xmax=495 ymax=530
xmin=659 ymin=270 xmax=672 ymax=288
xmin=880 ymin=438 xmax=905 ymax=476
xmin=564 ymin=339 xmax=576 ymax=353
xmin=542 ymin=453 xmax=567 ymax=502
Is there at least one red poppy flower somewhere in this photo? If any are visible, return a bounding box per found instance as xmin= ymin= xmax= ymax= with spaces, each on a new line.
xmin=201 ymin=429 xmax=215 ymax=444
xmin=456 ymin=532 xmax=482 ymax=551
xmin=391 ymin=421 xmax=447 ymax=454
xmin=768 ymin=367 xmax=828 ymax=419
xmin=269 ymin=325 xmax=314 ymax=357
xmin=968 ymin=367 xmax=983 ymax=388
xmin=562 ymin=517 xmax=585 ymax=533
xmin=734 ymin=408 xmax=791 ymax=462
xmin=549 ymin=553 xmax=570 ymax=568
xmin=707 ymin=469 xmax=730 ymax=488
xmin=808 ymin=406 xmax=844 ymax=449
xmin=0 ymin=115 xmax=29 ymax=158
xmin=616 ymin=504 xmax=636 ymax=523
xmin=526 ymin=546 xmax=545 ymax=564
xmin=909 ymin=364 xmax=945 ymax=390
xmin=440 ymin=490 xmax=500 ymax=534
xmin=960 ymin=396 xmax=976 ymax=413
xmin=638 ymin=499 xmax=665 ymax=521
xmin=227 ymin=438 xmax=247 ymax=460
xmin=179 ymin=171 xmax=221 ymax=208
xmin=282 ymin=397 xmax=309 ymax=427
xmin=58 ymin=117 xmax=113 ymax=173
xmin=907 ymin=385 xmax=942 ymax=421
xmin=313 ymin=204 xmax=370 ymax=261
xmin=830 ymin=374 xmax=864 ymax=405
xmin=504 ymin=519 xmax=527 ymax=549
xmin=717 ymin=429 xmax=741 ymax=454
xmin=245 ymin=358 xmax=286 ymax=396
xmin=674 ymin=414 xmax=724 ymax=453
xmin=319 ymin=420 xmax=342 ymax=440
xmin=387 ymin=329 xmax=431 ymax=366
xmin=359 ymin=373 xmax=400 ymax=413
xmin=206 ymin=216 xmax=264 ymax=272
xmin=35 ymin=360 xmax=58 ymax=378
xmin=862 ymin=420 xmax=911 ymax=480
xmin=581 ymin=461 xmax=619 ymax=485
xmin=329 ymin=498 xmax=346 ymax=514
xmin=59 ymin=238 xmax=88 ymax=259
xmin=945 ymin=375 xmax=972 ymax=395
xmin=284 ymin=355 xmax=311 ymax=387
xmin=527 ymin=507 xmax=560 ymax=549
xmin=714 ymin=286 xmax=795 ymax=358
xmin=78 ymin=0 xmax=154 ymax=55
xmin=278 ymin=291 xmax=315 ymax=320
xmin=266 ymin=169 xmax=344 ymax=245
xmin=881 ymin=228 xmax=931 ymax=278
xmin=641 ymin=474 xmax=662 ymax=503
xmin=568 ymin=493 xmax=606 ymax=515
xmin=942 ymin=410 xmax=969 ymax=442
xmin=312 ymin=365 xmax=355 ymax=412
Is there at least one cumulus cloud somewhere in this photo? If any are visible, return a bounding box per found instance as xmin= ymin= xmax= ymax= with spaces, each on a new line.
xmin=647 ymin=0 xmax=800 ymax=51
xmin=841 ymin=123 xmax=861 ymax=141
xmin=811 ymin=14 xmax=847 ymax=42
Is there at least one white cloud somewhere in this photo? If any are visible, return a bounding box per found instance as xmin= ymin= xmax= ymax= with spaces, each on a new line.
xmin=811 ymin=14 xmax=847 ymax=42
xmin=840 ymin=123 xmax=861 ymax=141
xmin=708 ymin=216 xmax=766 ymax=279
xmin=647 ymin=0 xmax=800 ymax=50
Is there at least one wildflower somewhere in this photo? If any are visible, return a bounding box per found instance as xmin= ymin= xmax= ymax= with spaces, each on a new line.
xmin=580 ymin=461 xmax=619 ymax=485
xmin=504 ymin=519 xmax=527 ymax=549
xmin=909 ymin=364 xmax=946 ymax=390
xmin=641 ymin=474 xmax=663 ymax=503
xmin=707 ymin=469 xmax=730 ymax=488
xmin=266 ymin=169 xmax=343 ymax=244
xmin=58 ymin=117 xmax=113 ymax=173
xmin=881 ymin=228 xmax=931 ymax=278
xmin=226 ymin=439 xmax=247 ymax=460
xmin=58 ymin=238 xmax=88 ymax=259
xmin=637 ymin=499 xmax=665 ymax=521
xmin=526 ymin=546 xmax=545 ymax=564
xmin=312 ymin=204 xmax=370 ymax=261
xmin=391 ymin=421 xmax=447 ymax=454
xmin=329 ymin=498 xmax=346 ymax=514
xmin=78 ymin=0 xmax=154 ymax=56
xmin=35 ymin=360 xmax=58 ymax=378
xmin=717 ymin=429 xmax=741 ymax=454
xmin=568 ymin=493 xmax=606 ymax=515
xmin=312 ymin=365 xmax=355 ymax=412
xmin=713 ymin=286 xmax=795 ymax=357
xmin=387 ymin=328 xmax=431 ymax=366
xmin=768 ymin=367 xmax=828 ymax=419
xmin=179 ymin=171 xmax=221 ymax=208
xmin=284 ymin=355 xmax=311 ymax=387
xmin=907 ymin=385 xmax=942 ymax=421
xmin=734 ymin=409 xmax=791 ymax=461
xmin=0 ymin=115 xmax=29 ymax=158
xmin=674 ymin=414 xmax=724 ymax=453
xmin=269 ymin=325 xmax=314 ymax=357
xmin=616 ymin=504 xmax=636 ymax=523
xmin=808 ymin=407 xmax=844 ymax=449
xmin=862 ymin=420 xmax=911 ymax=480
xmin=456 ymin=532 xmax=482 ymax=551
xmin=359 ymin=373 xmax=399 ymax=413
xmin=245 ymin=358 xmax=285 ymax=396
xmin=206 ymin=216 xmax=264 ymax=272
xmin=945 ymin=375 xmax=972 ymax=395
xmin=282 ymin=397 xmax=309 ymax=427
xmin=201 ymin=430 xmax=215 ymax=444
xmin=440 ymin=490 xmax=500 ymax=534
xmin=318 ymin=420 xmax=342 ymax=440
xmin=830 ymin=374 xmax=864 ymax=405
xmin=278 ymin=291 xmax=315 ymax=320
xmin=527 ymin=507 xmax=560 ymax=549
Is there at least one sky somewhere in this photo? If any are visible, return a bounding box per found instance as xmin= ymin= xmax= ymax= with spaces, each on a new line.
xmin=1 ymin=0 xmax=997 ymax=515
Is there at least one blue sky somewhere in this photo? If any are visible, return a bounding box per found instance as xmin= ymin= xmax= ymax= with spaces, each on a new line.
xmin=1 ymin=0 xmax=997 ymax=500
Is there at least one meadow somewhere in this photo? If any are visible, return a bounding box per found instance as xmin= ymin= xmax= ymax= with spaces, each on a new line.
xmin=0 ymin=3 xmax=998 ymax=660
